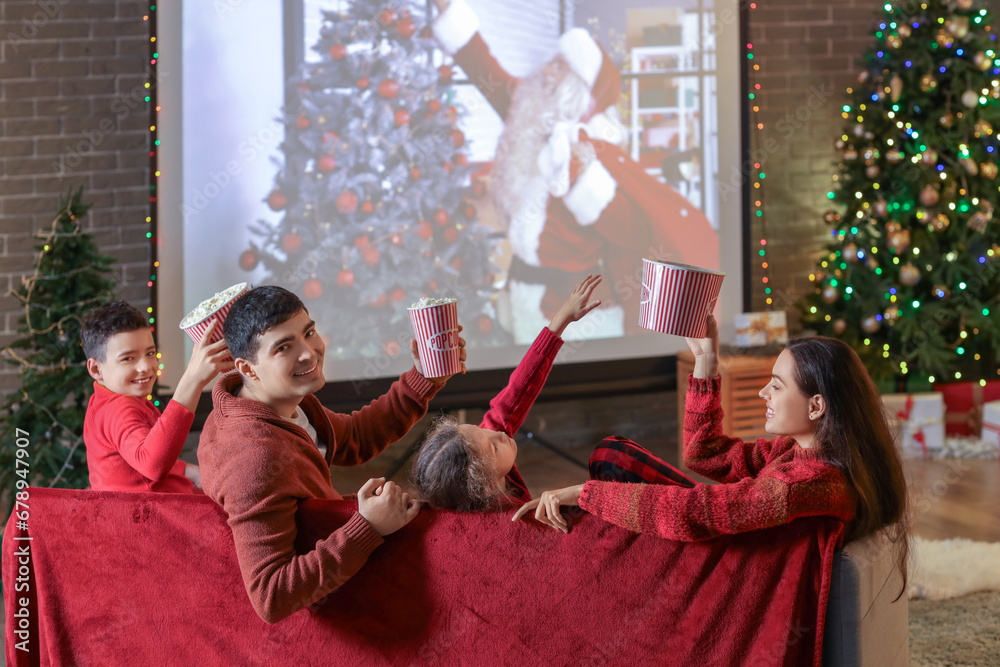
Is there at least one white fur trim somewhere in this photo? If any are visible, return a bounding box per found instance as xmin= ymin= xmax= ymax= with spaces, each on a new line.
xmin=563 ymin=159 xmax=617 ymax=226
xmin=585 ymin=112 xmax=626 ymax=147
xmin=559 ymin=28 xmax=602 ymax=89
xmin=508 ymin=179 xmax=550 ymax=266
xmin=433 ymin=0 xmax=479 ymax=55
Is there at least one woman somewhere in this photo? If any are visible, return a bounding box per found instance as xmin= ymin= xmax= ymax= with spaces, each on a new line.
xmin=515 ymin=315 xmax=909 ymax=596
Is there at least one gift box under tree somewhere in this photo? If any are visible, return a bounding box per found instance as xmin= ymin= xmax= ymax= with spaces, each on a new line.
xmin=882 ymin=393 xmax=944 ymax=458
xmin=933 ymin=380 xmax=1000 ymax=437
xmin=981 ymin=400 xmax=1000 ymax=450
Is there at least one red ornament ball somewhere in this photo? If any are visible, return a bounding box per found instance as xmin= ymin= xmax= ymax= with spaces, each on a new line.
xmin=318 ymin=155 xmax=337 ymax=172
xmin=329 ymin=44 xmax=346 ymax=60
xmin=238 ymin=248 xmax=259 ymax=271
xmin=336 ymin=190 xmax=358 ymax=214
xmin=416 ymin=221 xmax=433 ymax=240
xmin=438 ymin=65 xmax=453 ymax=82
xmin=428 ymin=99 xmax=442 ymax=113
xmin=354 ymin=235 xmax=370 ymax=247
xmin=444 ymin=227 xmax=458 ymax=243
xmin=396 ymin=17 xmax=417 ymax=39
xmin=378 ymin=78 xmax=399 ymax=99
xmin=410 ymin=167 xmax=421 ymax=180
xmin=390 ymin=288 xmax=406 ymax=302
xmin=451 ymin=129 xmax=465 ymax=148
xmin=337 ymin=270 xmax=355 ymax=288
xmin=464 ymin=203 xmax=476 ymax=219
xmin=383 ymin=339 xmax=401 ymax=356
xmin=282 ymin=232 xmax=302 ymax=254
xmin=477 ymin=315 xmax=493 ymax=334
xmin=361 ymin=200 xmax=374 ymax=214
xmin=429 ymin=280 xmax=438 ymax=290
xmin=379 ymin=8 xmax=397 ymax=25
xmin=390 ymin=233 xmax=403 ymax=246
xmin=434 ymin=209 xmax=449 ymax=226
xmin=362 ymin=245 xmax=380 ymax=267
xmin=357 ymin=77 xmax=369 ymax=89
xmin=296 ymin=116 xmax=310 ymax=129
xmin=453 ymin=153 xmax=469 ymax=167
xmin=267 ymin=190 xmax=287 ymax=211
xmin=369 ymin=293 xmax=388 ymax=308
xmin=394 ymin=108 xmax=410 ymax=126
xmin=303 ymin=278 xmax=323 ymax=300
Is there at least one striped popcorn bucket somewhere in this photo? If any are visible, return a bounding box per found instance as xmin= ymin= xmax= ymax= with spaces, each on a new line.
xmin=408 ymin=301 xmax=461 ymax=379
xmin=639 ymin=259 xmax=725 ymax=338
xmin=179 ymin=282 xmax=250 ymax=371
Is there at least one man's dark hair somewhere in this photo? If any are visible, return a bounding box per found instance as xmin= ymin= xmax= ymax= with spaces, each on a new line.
xmin=223 ymin=285 xmax=307 ymax=363
xmin=81 ymin=301 xmax=148 ymax=361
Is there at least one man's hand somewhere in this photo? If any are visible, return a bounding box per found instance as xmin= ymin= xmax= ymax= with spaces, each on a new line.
xmin=548 ymin=274 xmax=603 ymax=338
xmin=358 ymin=478 xmax=421 ymax=537
xmin=410 ymin=324 xmax=467 ymax=385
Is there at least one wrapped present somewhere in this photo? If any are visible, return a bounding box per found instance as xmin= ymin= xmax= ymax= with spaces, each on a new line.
xmin=982 ymin=400 xmax=1000 ymax=449
xmin=734 ymin=311 xmax=788 ymax=348
xmin=882 ymin=393 xmax=944 ymax=457
xmin=934 ymin=380 xmax=1000 ymax=436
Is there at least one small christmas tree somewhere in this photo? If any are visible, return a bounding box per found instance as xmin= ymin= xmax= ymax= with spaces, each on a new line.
xmin=0 ymin=188 xmax=118 ymax=505
xmin=242 ymin=0 xmax=510 ymax=358
xmin=801 ymin=0 xmax=1000 ymax=386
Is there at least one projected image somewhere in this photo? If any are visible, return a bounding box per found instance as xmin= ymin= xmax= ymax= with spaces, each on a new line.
xmin=182 ymin=0 xmax=724 ymax=379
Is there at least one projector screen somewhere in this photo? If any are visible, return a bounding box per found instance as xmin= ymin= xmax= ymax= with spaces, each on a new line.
xmin=158 ymin=0 xmax=745 ymax=389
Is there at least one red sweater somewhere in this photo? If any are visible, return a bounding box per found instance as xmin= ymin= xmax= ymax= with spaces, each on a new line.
xmin=578 ymin=375 xmax=857 ymax=541
xmin=83 ymin=381 xmax=194 ymax=494
xmin=480 ymin=327 xmax=564 ymax=502
xmin=197 ymin=368 xmax=441 ymax=624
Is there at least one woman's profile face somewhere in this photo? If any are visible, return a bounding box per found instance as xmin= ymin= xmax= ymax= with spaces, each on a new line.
xmin=759 ymin=349 xmax=817 ymax=439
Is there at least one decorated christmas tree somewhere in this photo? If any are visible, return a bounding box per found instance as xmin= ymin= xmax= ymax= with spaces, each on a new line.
xmin=0 ymin=188 xmax=118 ymax=503
xmin=801 ymin=0 xmax=1000 ymax=386
xmin=242 ymin=0 xmax=510 ymax=359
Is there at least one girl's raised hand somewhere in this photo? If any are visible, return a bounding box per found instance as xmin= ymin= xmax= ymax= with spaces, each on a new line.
xmin=548 ymin=274 xmax=603 ymax=337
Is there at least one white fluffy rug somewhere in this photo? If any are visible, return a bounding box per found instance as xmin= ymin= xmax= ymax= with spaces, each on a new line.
xmin=901 ymin=437 xmax=1000 ymax=460
xmin=908 ymin=537 xmax=1000 ymax=600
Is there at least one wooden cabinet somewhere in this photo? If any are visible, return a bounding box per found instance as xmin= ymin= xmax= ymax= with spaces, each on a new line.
xmin=675 ymin=350 xmax=778 ymax=464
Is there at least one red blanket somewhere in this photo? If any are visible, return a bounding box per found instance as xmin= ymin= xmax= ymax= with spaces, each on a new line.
xmin=4 ymin=488 xmax=842 ymax=665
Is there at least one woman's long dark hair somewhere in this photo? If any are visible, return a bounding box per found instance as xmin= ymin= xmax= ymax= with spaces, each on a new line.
xmin=784 ymin=336 xmax=909 ymax=599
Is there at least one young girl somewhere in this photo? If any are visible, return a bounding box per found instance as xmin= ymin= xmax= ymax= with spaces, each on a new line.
xmin=514 ymin=314 xmax=909 ymax=594
xmin=411 ymin=275 xmax=606 ymax=510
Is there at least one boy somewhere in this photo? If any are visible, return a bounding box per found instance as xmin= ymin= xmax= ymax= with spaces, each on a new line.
xmin=82 ymin=300 xmax=230 ymax=493
xmin=197 ymin=286 xmax=466 ymax=624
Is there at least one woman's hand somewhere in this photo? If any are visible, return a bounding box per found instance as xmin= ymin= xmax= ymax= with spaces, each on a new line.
xmin=684 ymin=314 xmax=720 ymax=379
xmin=511 ymin=484 xmax=584 ymax=533
xmin=548 ymin=275 xmax=602 ymax=338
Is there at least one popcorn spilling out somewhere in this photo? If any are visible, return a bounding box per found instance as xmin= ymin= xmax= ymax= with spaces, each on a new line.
xmin=180 ymin=282 xmax=248 ymax=329
xmin=410 ymin=297 xmax=457 ymax=309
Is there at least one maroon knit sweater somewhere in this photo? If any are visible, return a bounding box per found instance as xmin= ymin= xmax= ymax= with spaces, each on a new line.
xmin=578 ymin=375 xmax=857 ymax=541
xmin=198 ymin=368 xmax=440 ymax=624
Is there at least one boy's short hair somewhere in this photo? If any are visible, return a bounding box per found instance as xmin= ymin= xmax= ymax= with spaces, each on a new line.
xmin=223 ymin=285 xmax=307 ymax=363
xmin=81 ymin=301 xmax=148 ymax=361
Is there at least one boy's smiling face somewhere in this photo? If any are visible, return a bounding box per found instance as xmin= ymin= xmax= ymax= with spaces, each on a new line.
xmin=87 ymin=328 xmax=158 ymax=399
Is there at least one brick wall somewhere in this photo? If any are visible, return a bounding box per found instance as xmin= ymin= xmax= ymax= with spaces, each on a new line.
xmin=746 ymin=0 xmax=891 ymax=318
xmin=0 ymin=0 xmax=152 ymax=396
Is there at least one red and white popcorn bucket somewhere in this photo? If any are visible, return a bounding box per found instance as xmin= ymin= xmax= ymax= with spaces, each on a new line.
xmin=179 ymin=282 xmax=250 ymax=371
xmin=408 ymin=299 xmax=461 ymax=379
xmin=639 ymin=259 xmax=725 ymax=338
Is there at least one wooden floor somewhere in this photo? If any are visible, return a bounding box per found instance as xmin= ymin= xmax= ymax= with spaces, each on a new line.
xmin=182 ymin=389 xmax=1000 ymax=543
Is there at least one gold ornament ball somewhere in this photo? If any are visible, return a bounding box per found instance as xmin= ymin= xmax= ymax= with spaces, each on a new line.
xmin=884 ymin=306 xmax=900 ymax=324
xmin=852 ymin=124 xmax=866 ymax=137
xmin=844 ymin=243 xmax=859 ymax=262
xmin=962 ymin=89 xmax=980 ymax=108
xmin=885 ymin=220 xmax=901 ymax=235
xmin=823 ymin=210 xmax=841 ymax=225
xmin=956 ymin=0 xmax=973 ymax=8
xmin=920 ymin=74 xmax=938 ymax=92
xmin=975 ymin=120 xmax=994 ymax=136
xmin=899 ymin=263 xmax=920 ymax=286
xmin=873 ymin=199 xmax=889 ymax=217
xmin=919 ymin=185 xmax=939 ymax=206
xmin=835 ymin=138 xmax=846 ymax=150
xmin=888 ymin=228 xmax=911 ymax=252
xmin=935 ymin=29 xmax=952 ymax=48
xmin=921 ymin=148 xmax=938 ymax=165
xmin=897 ymin=24 xmax=911 ymax=38
xmin=968 ymin=211 xmax=990 ymax=233
xmin=862 ymin=316 xmax=880 ymax=334
xmin=886 ymin=34 xmax=902 ymax=49
xmin=822 ymin=286 xmax=840 ymax=304
xmin=975 ymin=52 xmax=993 ymax=71
xmin=940 ymin=113 xmax=954 ymax=128
xmin=981 ymin=162 xmax=998 ymax=179
xmin=948 ymin=17 xmax=969 ymax=39
xmin=931 ymin=213 xmax=950 ymax=232
xmin=866 ymin=165 xmax=880 ymax=178
xmin=833 ymin=319 xmax=847 ymax=335
xmin=858 ymin=70 xmax=870 ymax=83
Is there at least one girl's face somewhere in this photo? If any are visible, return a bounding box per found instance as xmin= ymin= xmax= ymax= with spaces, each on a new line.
xmin=759 ymin=349 xmax=823 ymax=443
xmin=457 ymin=424 xmax=518 ymax=480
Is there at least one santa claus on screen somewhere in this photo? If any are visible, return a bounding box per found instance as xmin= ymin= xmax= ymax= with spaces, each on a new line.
xmin=432 ymin=0 xmax=720 ymax=344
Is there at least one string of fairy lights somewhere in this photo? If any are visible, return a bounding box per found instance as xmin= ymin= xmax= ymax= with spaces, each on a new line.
xmin=745 ymin=2 xmax=773 ymax=308
xmin=144 ymin=5 xmax=163 ymax=407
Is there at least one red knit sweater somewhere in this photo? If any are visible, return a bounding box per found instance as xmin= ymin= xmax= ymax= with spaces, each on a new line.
xmin=480 ymin=327 xmax=564 ymax=501
xmin=197 ymin=368 xmax=440 ymax=624
xmin=83 ymin=381 xmax=194 ymax=494
xmin=578 ymin=375 xmax=857 ymax=540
